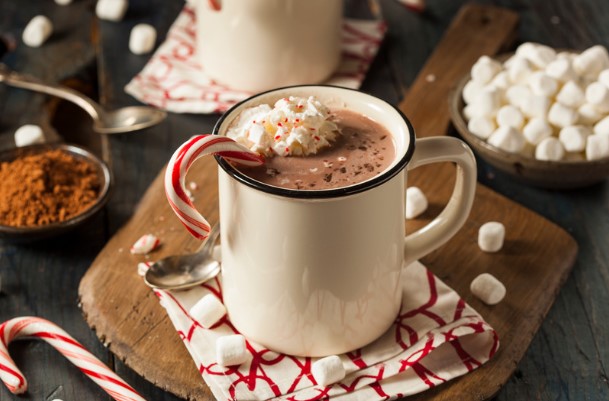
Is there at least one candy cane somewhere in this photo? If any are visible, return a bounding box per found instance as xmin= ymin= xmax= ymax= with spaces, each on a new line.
xmin=165 ymin=134 xmax=264 ymax=240
xmin=0 ymin=317 xmax=146 ymax=401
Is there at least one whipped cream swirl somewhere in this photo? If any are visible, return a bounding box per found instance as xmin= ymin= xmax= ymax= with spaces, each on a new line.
xmin=226 ymin=96 xmax=340 ymax=157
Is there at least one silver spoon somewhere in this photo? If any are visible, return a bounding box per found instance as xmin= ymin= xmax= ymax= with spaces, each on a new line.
xmin=0 ymin=63 xmax=166 ymax=134
xmin=144 ymin=224 xmax=221 ymax=290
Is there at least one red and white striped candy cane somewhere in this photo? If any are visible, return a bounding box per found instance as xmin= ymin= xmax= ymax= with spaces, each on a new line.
xmin=0 ymin=316 xmax=146 ymax=401
xmin=165 ymin=134 xmax=264 ymax=240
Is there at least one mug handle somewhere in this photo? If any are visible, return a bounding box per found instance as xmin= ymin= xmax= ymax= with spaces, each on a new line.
xmin=403 ymin=136 xmax=477 ymax=265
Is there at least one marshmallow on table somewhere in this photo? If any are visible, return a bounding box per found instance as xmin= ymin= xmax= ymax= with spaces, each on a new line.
xmin=405 ymin=186 xmax=428 ymax=219
xmin=467 ymin=116 xmax=496 ymax=139
xmin=129 ymin=24 xmax=157 ymax=55
xmin=130 ymin=234 xmax=160 ymax=254
xmin=216 ymin=334 xmax=248 ymax=367
xmin=189 ymin=294 xmax=226 ymax=328
xmin=578 ymin=103 xmax=603 ymax=125
xmin=548 ymin=102 xmax=579 ymax=128
xmin=312 ymin=355 xmax=346 ymax=386
xmin=586 ymin=134 xmax=609 ymax=160
xmin=496 ymin=105 xmax=524 ymax=130
xmin=523 ymin=117 xmax=552 ymax=145
xmin=470 ymin=273 xmax=506 ymax=305
xmin=488 ymin=126 xmax=525 ymax=153
xmin=478 ymin=221 xmax=505 ymax=252
xmin=585 ymin=82 xmax=609 ymax=113
xmin=556 ymin=81 xmax=585 ymax=109
xmin=96 ymin=0 xmax=128 ymax=21
xmin=470 ymin=55 xmax=502 ymax=84
xmin=559 ymin=126 xmax=591 ymax=152
xmin=535 ymin=137 xmax=565 ymax=161
xmin=22 ymin=16 xmax=52 ymax=47
xmin=14 ymin=124 xmax=45 ymax=147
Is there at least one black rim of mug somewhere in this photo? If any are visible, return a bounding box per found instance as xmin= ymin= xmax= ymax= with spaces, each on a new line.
xmin=214 ymin=84 xmax=416 ymax=199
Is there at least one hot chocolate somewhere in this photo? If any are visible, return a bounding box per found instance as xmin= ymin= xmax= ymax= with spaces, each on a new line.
xmin=236 ymin=109 xmax=395 ymax=190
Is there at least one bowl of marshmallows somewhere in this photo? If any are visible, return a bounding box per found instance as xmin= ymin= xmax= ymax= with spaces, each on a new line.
xmin=450 ymin=42 xmax=609 ymax=189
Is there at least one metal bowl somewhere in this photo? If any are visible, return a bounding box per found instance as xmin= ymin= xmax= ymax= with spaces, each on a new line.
xmin=0 ymin=143 xmax=112 ymax=241
xmin=449 ymin=66 xmax=609 ymax=190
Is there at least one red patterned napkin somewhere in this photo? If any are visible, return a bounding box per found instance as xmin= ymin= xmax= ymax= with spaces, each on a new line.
xmin=125 ymin=6 xmax=387 ymax=114
xmin=151 ymin=261 xmax=498 ymax=401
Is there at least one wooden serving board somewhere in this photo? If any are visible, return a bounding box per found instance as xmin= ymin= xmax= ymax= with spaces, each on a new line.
xmin=79 ymin=4 xmax=578 ymax=401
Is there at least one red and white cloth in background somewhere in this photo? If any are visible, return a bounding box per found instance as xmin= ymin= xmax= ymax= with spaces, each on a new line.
xmin=152 ymin=261 xmax=499 ymax=401
xmin=125 ymin=5 xmax=387 ymax=114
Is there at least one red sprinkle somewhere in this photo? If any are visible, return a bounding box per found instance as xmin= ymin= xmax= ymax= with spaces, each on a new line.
xmin=275 ymin=135 xmax=281 ymax=140
xmin=285 ymin=147 xmax=289 ymax=153
xmin=314 ymin=136 xmax=321 ymax=141
xmin=277 ymin=122 xmax=283 ymax=127
xmin=309 ymin=128 xmax=316 ymax=131
xmin=295 ymin=118 xmax=300 ymax=122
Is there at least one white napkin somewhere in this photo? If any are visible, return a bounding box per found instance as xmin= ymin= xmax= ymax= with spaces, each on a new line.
xmin=151 ymin=261 xmax=498 ymax=401
xmin=125 ymin=5 xmax=387 ymax=114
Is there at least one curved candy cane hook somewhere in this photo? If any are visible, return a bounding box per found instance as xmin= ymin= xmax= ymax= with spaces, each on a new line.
xmin=0 ymin=316 xmax=146 ymax=401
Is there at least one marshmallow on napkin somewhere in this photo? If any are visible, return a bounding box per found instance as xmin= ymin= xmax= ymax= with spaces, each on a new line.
xmin=149 ymin=261 xmax=498 ymax=401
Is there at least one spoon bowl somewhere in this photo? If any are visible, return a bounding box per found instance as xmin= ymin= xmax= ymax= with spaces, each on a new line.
xmin=0 ymin=63 xmax=166 ymax=134
xmin=144 ymin=225 xmax=221 ymax=290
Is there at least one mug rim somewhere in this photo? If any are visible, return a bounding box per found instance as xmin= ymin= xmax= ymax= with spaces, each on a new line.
xmin=214 ymin=84 xmax=416 ymax=199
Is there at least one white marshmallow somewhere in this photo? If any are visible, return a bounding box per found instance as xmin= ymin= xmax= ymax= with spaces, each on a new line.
xmin=523 ymin=117 xmax=553 ymax=145
xmin=190 ymin=294 xmax=227 ymax=328
xmin=496 ymin=105 xmax=524 ymax=130
xmin=488 ymin=126 xmax=525 ymax=153
xmin=535 ymin=137 xmax=565 ymax=161
xmin=520 ymin=95 xmax=550 ymax=119
xmin=137 ymin=262 xmax=150 ymax=276
xmin=556 ymin=51 xmax=576 ymax=60
xmin=599 ymin=69 xmax=609 ymax=88
xmin=467 ymin=116 xmax=496 ymax=139
xmin=556 ymin=80 xmax=585 ymax=108
xmin=311 ymin=355 xmax=346 ymax=386
xmin=129 ymin=24 xmax=156 ymax=55
xmin=490 ymin=71 xmax=511 ymax=90
xmin=548 ymin=102 xmax=579 ymax=128
xmin=585 ymin=82 xmax=609 ymax=113
xmin=559 ymin=126 xmax=591 ymax=152
xmin=545 ymin=57 xmax=576 ymax=82
xmin=517 ymin=42 xmax=556 ymax=69
xmin=527 ymin=72 xmax=558 ymax=97
xmin=505 ymin=84 xmax=532 ymax=109
xmin=55 ymin=0 xmax=72 ymax=4
xmin=508 ymin=57 xmax=534 ymax=84
xmin=405 ymin=186 xmax=428 ymax=219
xmin=578 ymin=103 xmax=603 ymax=125
xmin=470 ymin=87 xmax=501 ymax=117
xmin=216 ymin=335 xmax=248 ymax=367
xmin=130 ymin=234 xmax=160 ymax=255
xmin=462 ymin=80 xmax=485 ymax=104
xmin=573 ymin=45 xmax=609 ymax=79
xmin=593 ymin=115 xmax=609 ymax=137
xmin=471 ymin=56 xmax=502 ymax=84
xmin=14 ymin=124 xmax=45 ymax=147
xmin=22 ymin=16 xmax=53 ymax=47
xmin=462 ymin=105 xmax=476 ymax=121
xmin=96 ymin=0 xmax=128 ymax=21
xmin=478 ymin=222 xmax=505 ymax=252
xmin=586 ymin=134 xmax=609 ymax=160
xmin=470 ymin=273 xmax=506 ymax=305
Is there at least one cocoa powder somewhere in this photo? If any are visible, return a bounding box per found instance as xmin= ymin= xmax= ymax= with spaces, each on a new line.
xmin=0 ymin=148 xmax=101 ymax=227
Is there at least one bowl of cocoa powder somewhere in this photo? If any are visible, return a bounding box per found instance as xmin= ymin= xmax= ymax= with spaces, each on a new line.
xmin=0 ymin=143 xmax=112 ymax=241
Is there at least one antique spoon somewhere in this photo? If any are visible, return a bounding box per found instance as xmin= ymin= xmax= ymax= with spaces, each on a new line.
xmin=0 ymin=63 xmax=166 ymax=134
xmin=144 ymin=224 xmax=221 ymax=290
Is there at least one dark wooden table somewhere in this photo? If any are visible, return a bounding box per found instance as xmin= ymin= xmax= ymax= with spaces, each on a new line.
xmin=0 ymin=0 xmax=608 ymax=400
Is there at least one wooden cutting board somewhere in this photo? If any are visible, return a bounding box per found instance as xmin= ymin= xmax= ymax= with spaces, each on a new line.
xmin=79 ymin=4 xmax=578 ymax=401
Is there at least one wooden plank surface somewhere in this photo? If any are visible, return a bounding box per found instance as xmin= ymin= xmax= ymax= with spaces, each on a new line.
xmin=78 ymin=4 xmax=578 ymax=400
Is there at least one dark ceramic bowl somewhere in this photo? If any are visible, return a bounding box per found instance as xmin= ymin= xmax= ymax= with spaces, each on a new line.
xmin=449 ymin=62 xmax=609 ymax=190
xmin=0 ymin=143 xmax=112 ymax=241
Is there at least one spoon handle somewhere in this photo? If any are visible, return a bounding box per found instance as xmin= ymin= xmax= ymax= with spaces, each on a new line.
xmin=0 ymin=63 xmax=103 ymax=120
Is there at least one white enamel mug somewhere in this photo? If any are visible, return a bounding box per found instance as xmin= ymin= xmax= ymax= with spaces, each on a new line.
xmin=195 ymin=0 xmax=343 ymax=92
xmin=168 ymin=85 xmax=477 ymax=357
